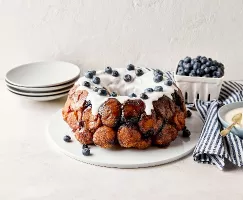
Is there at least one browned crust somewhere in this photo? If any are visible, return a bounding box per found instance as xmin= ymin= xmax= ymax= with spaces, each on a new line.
xmin=82 ymin=107 xmax=102 ymax=133
xmin=93 ymin=126 xmax=116 ymax=148
xmin=74 ymin=128 xmax=94 ymax=145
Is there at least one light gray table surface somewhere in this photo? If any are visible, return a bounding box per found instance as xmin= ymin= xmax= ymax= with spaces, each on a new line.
xmin=1 ymin=80 xmax=243 ymax=200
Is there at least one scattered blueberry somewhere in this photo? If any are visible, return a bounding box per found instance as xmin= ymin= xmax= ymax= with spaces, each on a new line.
xmin=63 ymin=135 xmax=71 ymax=142
xmin=182 ymin=127 xmax=191 ymax=137
xmin=85 ymin=71 xmax=93 ymax=79
xmin=154 ymin=86 xmax=163 ymax=92
xmin=124 ymin=74 xmax=132 ymax=82
xmin=129 ymin=93 xmax=137 ymax=97
xmin=186 ymin=110 xmax=192 ymax=118
xmin=105 ymin=66 xmax=112 ymax=74
xmin=184 ymin=56 xmax=191 ymax=63
xmin=91 ymin=70 xmax=96 ymax=75
xmin=204 ymin=67 xmax=210 ymax=74
xmin=98 ymin=88 xmax=107 ymax=96
xmin=92 ymin=77 xmax=100 ymax=84
xmin=82 ymin=81 xmax=90 ymax=88
xmin=82 ymin=148 xmax=91 ymax=156
xmin=110 ymin=92 xmax=117 ymax=97
xmin=153 ymin=75 xmax=163 ymax=83
xmin=153 ymin=69 xmax=163 ymax=76
xmin=127 ymin=64 xmax=135 ymax=71
xmin=165 ymin=80 xmax=173 ymax=86
xmin=112 ymin=70 xmax=119 ymax=77
xmin=82 ymin=144 xmax=89 ymax=149
xmin=136 ymin=69 xmax=144 ymax=76
xmin=140 ymin=93 xmax=148 ymax=99
xmin=93 ymin=87 xmax=99 ymax=92
xmin=145 ymin=88 xmax=154 ymax=93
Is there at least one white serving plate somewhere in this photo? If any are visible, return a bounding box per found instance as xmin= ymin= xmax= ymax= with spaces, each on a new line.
xmin=6 ymin=61 xmax=80 ymax=87
xmin=6 ymin=84 xmax=72 ymax=96
xmin=47 ymin=110 xmax=203 ymax=168
xmin=5 ymin=76 xmax=78 ymax=92
xmin=8 ymin=89 xmax=68 ymax=101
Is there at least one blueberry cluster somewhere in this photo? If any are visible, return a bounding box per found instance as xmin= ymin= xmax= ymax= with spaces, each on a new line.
xmin=176 ymin=56 xmax=224 ymax=78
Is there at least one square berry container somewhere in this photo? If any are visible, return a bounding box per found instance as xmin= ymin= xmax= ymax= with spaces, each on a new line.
xmin=174 ymin=74 xmax=224 ymax=103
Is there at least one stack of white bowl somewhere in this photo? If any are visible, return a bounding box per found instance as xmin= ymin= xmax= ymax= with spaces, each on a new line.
xmin=5 ymin=61 xmax=80 ymax=101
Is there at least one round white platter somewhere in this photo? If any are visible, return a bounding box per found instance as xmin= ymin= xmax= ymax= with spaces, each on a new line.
xmin=6 ymin=84 xmax=72 ymax=96
xmin=8 ymin=89 xmax=68 ymax=101
xmin=6 ymin=61 xmax=80 ymax=87
xmin=5 ymin=77 xmax=78 ymax=92
xmin=47 ymin=109 xmax=203 ymax=168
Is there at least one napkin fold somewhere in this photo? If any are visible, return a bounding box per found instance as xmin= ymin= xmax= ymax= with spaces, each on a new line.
xmin=193 ymin=81 xmax=243 ymax=169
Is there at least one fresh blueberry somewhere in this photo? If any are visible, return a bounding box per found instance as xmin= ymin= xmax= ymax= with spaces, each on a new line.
xmin=204 ymin=74 xmax=211 ymax=78
xmin=212 ymin=60 xmax=218 ymax=66
xmin=184 ymin=63 xmax=192 ymax=70
xmin=154 ymin=86 xmax=163 ymax=92
xmin=177 ymin=66 xmax=184 ymax=73
xmin=91 ymin=70 xmax=96 ymax=75
xmin=105 ymin=66 xmax=112 ymax=74
xmin=208 ymin=58 xmax=212 ymax=61
xmin=200 ymin=58 xmax=207 ymax=64
xmin=184 ymin=56 xmax=191 ymax=63
xmin=196 ymin=56 xmax=201 ymax=61
xmin=210 ymin=65 xmax=217 ymax=71
xmin=216 ymin=71 xmax=223 ymax=78
xmin=140 ymin=93 xmax=148 ymax=99
xmin=153 ymin=69 xmax=163 ymax=76
xmin=184 ymin=68 xmax=190 ymax=75
xmin=63 ymin=135 xmax=71 ymax=142
xmin=193 ymin=62 xmax=201 ymax=70
xmin=98 ymin=88 xmax=107 ymax=96
xmin=190 ymin=60 xmax=195 ymax=66
xmin=124 ymin=74 xmax=132 ymax=82
xmin=93 ymin=87 xmax=99 ymax=92
xmin=112 ymin=70 xmax=119 ymax=77
xmin=186 ymin=110 xmax=192 ymax=118
xmin=178 ymin=71 xmax=186 ymax=76
xmin=182 ymin=128 xmax=191 ymax=137
xmin=84 ymin=71 xmax=93 ymax=79
xmin=178 ymin=60 xmax=184 ymax=66
xmin=196 ymin=68 xmax=204 ymax=76
xmin=153 ymin=75 xmax=163 ymax=82
xmin=127 ymin=64 xmax=135 ymax=71
xmin=82 ymin=81 xmax=90 ymax=88
xmin=136 ymin=69 xmax=144 ymax=76
xmin=82 ymin=148 xmax=91 ymax=156
xmin=200 ymin=64 xmax=206 ymax=70
xmin=82 ymin=144 xmax=89 ymax=149
xmin=204 ymin=67 xmax=210 ymax=74
xmin=212 ymin=71 xmax=217 ymax=76
xmin=164 ymin=80 xmax=173 ymax=86
xmin=129 ymin=93 xmax=137 ymax=97
xmin=206 ymin=61 xmax=212 ymax=67
xmin=189 ymin=70 xmax=196 ymax=76
xmin=92 ymin=77 xmax=100 ymax=84
xmin=145 ymin=88 xmax=154 ymax=93
xmin=110 ymin=92 xmax=117 ymax=97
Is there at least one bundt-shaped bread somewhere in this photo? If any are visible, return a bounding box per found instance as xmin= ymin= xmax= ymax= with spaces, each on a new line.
xmin=62 ymin=67 xmax=187 ymax=149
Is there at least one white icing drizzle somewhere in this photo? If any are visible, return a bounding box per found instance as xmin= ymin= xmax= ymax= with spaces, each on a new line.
xmin=75 ymin=67 xmax=178 ymax=115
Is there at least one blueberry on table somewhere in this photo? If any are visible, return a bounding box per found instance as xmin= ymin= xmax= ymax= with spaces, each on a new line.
xmin=82 ymin=81 xmax=90 ymax=88
xmin=105 ymin=66 xmax=112 ymax=74
xmin=145 ymin=88 xmax=154 ymax=93
xmin=129 ymin=93 xmax=137 ymax=97
xmin=91 ymin=70 xmax=96 ymax=75
xmin=110 ymin=92 xmax=117 ymax=97
xmin=98 ymin=88 xmax=107 ymax=96
xmin=85 ymin=71 xmax=93 ymax=79
xmin=82 ymin=144 xmax=89 ymax=149
xmin=82 ymin=148 xmax=91 ymax=156
xmin=135 ymin=69 xmax=144 ymax=76
xmin=184 ymin=56 xmax=191 ymax=63
xmin=124 ymin=74 xmax=132 ymax=82
xmin=93 ymin=87 xmax=99 ymax=92
xmin=140 ymin=93 xmax=148 ymax=99
xmin=153 ymin=69 xmax=163 ymax=76
xmin=153 ymin=75 xmax=163 ymax=82
xmin=63 ymin=135 xmax=71 ymax=142
xmin=182 ymin=128 xmax=191 ymax=137
xmin=186 ymin=110 xmax=192 ymax=118
xmin=154 ymin=86 xmax=163 ymax=92
xmin=112 ymin=70 xmax=119 ymax=77
xmin=92 ymin=77 xmax=100 ymax=84
xmin=127 ymin=64 xmax=135 ymax=71
xmin=164 ymin=80 xmax=173 ymax=86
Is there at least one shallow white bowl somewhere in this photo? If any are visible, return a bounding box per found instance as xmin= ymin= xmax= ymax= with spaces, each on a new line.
xmin=6 ymin=61 xmax=80 ymax=87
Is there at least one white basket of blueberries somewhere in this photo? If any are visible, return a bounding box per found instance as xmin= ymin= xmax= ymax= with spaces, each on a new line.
xmin=174 ymin=56 xmax=224 ymax=103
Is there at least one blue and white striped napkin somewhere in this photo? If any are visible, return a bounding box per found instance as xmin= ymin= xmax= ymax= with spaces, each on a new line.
xmin=194 ymin=81 xmax=243 ymax=169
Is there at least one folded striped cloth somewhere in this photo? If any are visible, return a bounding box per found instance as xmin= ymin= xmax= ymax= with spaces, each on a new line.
xmin=193 ymin=81 xmax=243 ymax=169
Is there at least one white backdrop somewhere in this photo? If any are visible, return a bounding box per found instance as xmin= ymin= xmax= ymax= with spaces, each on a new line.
xmin=1 ymin=0 xmax=243 ymax=80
